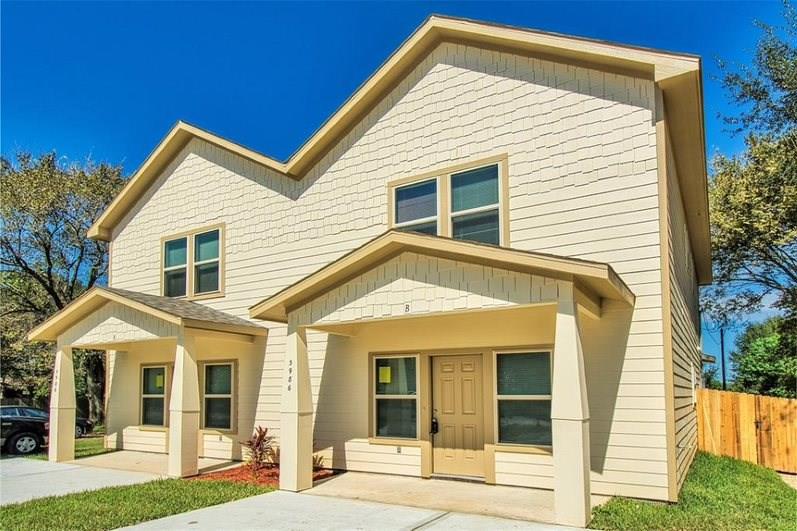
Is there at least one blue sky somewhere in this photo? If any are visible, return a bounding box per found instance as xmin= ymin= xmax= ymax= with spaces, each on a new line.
xmin=2 ymin=1 xmax=784 ymax=375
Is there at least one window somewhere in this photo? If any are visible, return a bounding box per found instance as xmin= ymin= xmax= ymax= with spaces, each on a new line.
xmin=451 ymin=165 xmax=500 ymax=245
xmin=163 ymin=238 xmax=187 ymax=297
xmin=141 ymin=366 xmax=167 ymax=426
xmin=390 ymin=160 xmax=505 ymax=245
xmin=495 ymin=352 xmax=552 ymax=446
xmin=21 ymin=408 xmax=48 ymax=419
xmin=162 ymin=226 xmax=223 ymax=298
xmin=373 ymin=356 xmax=417 ymax=439
xmin=394 ymin=179 xmax=438 ymax=235
xmin=203 ymin=363 xmax=233 ymax=430
xmin=194 ymin=230 xmax=220 ymax=294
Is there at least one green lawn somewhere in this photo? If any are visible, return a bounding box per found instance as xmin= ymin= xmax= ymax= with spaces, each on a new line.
xmin=29 ymin=436 xmax=113 ymax=461
xmin=0 ymin=479 xmax=272 ymax=531
xmin=590 ymin=452 xmax=797 ymax=530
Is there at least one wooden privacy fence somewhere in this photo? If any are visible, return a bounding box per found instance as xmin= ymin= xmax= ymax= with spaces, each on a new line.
xmin=697 ymin=389 xmax=797 ymax=473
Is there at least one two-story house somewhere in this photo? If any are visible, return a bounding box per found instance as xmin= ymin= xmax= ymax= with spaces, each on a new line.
xmin=31 ymin=15 xmax=709 ymax=527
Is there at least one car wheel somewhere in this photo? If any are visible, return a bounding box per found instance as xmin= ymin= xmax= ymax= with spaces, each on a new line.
xmin=10 ymin=433 xmax=40 ymax=455
xmin=75 ymin=425 xmax=84 ymax=438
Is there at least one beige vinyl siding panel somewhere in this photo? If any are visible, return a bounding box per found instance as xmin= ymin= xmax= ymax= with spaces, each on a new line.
xmin=665 ymin=128 xmax=702 ymax=490
xmin=109 ymin=42 xmax=669 ymax=498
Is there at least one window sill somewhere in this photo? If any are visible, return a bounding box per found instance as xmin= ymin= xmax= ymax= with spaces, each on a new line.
xmin=368 ymin=437 xmax=423 ymax=447
xmin=138 ymin=425 xmax=168 ymax=432
xmin=189 ymin=291 xmax=225 ymax=302
xmin=200 ymin=428 xmax=236 ymax=436
xmin=493 ymin=443 xmax=552 ymax=455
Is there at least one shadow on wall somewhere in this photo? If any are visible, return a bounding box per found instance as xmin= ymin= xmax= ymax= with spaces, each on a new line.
xmin=583 ymin=301 xmax=633 ymax=475
xmin=313 ymin=333 xmax=363 ymax=471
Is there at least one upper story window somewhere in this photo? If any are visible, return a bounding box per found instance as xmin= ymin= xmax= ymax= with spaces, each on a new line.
xmin=162 ymin=225 xmax=224 ymax=299
xmin=390 ymin=157 xmax=507 ymax=246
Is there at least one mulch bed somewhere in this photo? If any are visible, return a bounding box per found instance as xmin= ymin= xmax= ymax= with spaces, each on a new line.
xmin=189 ymin=465 xmax=338 ymax=487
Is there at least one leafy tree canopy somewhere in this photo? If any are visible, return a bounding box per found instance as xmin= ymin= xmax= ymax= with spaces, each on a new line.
xmin=0 ymin=152 xmax=124 ymax=419
xmin=731 ymin=317 xmax=796 ymax=398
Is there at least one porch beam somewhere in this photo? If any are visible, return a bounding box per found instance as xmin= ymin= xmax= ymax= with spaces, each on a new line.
xmin=574 ymin=284 xmax=601 ymax=320
xmin=279 ymin=324 xmax=313 ymax=491
xmin=49 ymin=342 xmax=76 ymax=462
xmin=551 ymin=284 xmax=591 ymax=527
xmin=167 ymin=329 xmax=201 ymax=478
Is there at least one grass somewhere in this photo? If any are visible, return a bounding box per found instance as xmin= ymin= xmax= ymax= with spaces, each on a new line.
xmin=590 ymin=452 xmax=797 ymax=530
xmin=0 ymin=479 xmax=272 ymax=531
xmin=28 ymin=436 xmax=113 ymax=461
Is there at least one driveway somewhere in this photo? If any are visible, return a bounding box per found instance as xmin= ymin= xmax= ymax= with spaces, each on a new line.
xmin=0 ymin=457 xmax=160 ymax=505
xmin=125 ymin=491 xmax=579 ymax=530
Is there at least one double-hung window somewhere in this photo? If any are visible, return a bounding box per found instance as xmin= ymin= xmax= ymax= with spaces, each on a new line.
xmin=393 ymin=179 xmax=438 ymax=235
xmin=495 ymin=351 xmax=552 ymax=446
xmin=141 ymin=366 xmax=167 ymax=426
xmin=373 ymin=356 xmax=418 ymax=439
xmin=391 ymin=160 xmax=504 ymax=245
xmin=194 ymin=230 xmax=220 ymax=294
xmin=450 ymin=165 xmax=500 ymax=245
xmin=203 ymin=363 xmax=233 ymax=430
xmin=162 ymin=226 xmax=222 ymax=298
xmin=163 ymin=238 xmax=188 ymax=297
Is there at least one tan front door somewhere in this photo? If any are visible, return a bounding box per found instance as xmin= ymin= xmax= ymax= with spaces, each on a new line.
xmin=432 ymin=354 xmax=484 ymax=477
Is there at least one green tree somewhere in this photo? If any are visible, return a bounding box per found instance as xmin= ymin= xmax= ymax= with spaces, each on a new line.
xmin=1 ymin=152 xmax=124 ymax=421
xmin=703 ymin=2 xmax=797 ymax=323
xmin=731 ymin=317 xmax=796 ymax=398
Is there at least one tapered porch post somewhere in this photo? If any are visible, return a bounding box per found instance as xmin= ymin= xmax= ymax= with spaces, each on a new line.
xmin=49 ymin=341 xmax=76 ymax=462
xmin=552 ymin=284 xmax=591 ymax=527
xmin=168 ymin=329 xmax=200 ymax=477
xmin=279 ymin=323 xmax=313 ymax=491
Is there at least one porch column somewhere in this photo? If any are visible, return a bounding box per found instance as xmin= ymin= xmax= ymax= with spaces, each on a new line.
xmin=49 ymin=342 xmax=76 ymax=462
xmin=168 ymin=329 xmax=200 ymax=477
xmin=551 ymin=284 xmax=591 ymax=527
xmin=279 ymin=324 xmax=313 ymax=491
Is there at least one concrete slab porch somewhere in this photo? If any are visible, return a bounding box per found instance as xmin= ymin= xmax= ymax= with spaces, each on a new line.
xmin=74 ymin=450 xmax=239 ymax=476
xmin=306 ymin=472 xmax=610 ymax=524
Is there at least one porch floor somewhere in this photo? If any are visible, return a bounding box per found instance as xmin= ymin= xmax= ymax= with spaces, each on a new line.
xmin=306 ymin=472 xmax=610 ymax=524
xmin=72 ymin=450 xmax=240 ymax=477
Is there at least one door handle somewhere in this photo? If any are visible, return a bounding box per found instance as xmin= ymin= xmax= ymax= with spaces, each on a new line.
xmin=431 ymin=417 xmax=439 ymax=435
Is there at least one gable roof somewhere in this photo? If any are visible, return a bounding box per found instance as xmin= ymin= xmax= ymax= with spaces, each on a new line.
xmin=87 ymin=15 xmax=709 ymax=283
xmin=28 ymin=286 xmax=266 ymax=342
xmin=249 ymin=230 xmax=635 ymax=323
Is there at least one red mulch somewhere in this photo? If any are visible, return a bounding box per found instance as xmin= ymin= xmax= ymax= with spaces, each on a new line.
xmin=189 ymin=465 xmax=338 ymax=487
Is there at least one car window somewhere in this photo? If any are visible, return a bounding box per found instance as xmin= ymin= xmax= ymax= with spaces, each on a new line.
xmin=22 ymin=408 xmax=48 ymax=418
xmin=1 ymin=407 xmax=20 ymax=417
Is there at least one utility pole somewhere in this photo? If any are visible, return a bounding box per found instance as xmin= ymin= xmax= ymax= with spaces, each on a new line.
xmin=720 ymin=326 xmax=727 ymax=390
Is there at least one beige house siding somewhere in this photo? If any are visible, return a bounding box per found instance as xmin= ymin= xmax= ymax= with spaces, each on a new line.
xmin=665 ymin=131 xmax=702 ymax=489
xmin=109 ymin=42 xmax=671 ymax=498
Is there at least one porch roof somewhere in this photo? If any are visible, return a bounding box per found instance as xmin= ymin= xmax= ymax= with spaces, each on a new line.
xmin=249 ymin=231 xmax=635 ymax=323
xmin=28 ymin=286 xmax=267 ymax=342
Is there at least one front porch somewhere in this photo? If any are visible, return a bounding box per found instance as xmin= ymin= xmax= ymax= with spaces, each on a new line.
xmin=308 ymin=471 xmax=610 ymax=524
xmin=28 ymin=286 xmax=267 ymax=479
xmin=74 ymin=450 xmax=239 ymax=476
xmin=249 ymin=231 xmax=636 ymax=528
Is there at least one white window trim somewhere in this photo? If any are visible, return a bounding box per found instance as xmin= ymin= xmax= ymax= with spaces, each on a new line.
xmin=140 ymin=365 xmax=168 ymax=427
xmin=202 ymin=362 xmax=234 ymax=431
xmin=372 ymin=354 xmax=420 ymax=441
xmin=493 ymin=349 xmax=553 ymax=449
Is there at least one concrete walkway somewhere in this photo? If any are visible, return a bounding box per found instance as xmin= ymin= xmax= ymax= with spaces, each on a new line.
xmin=307 ymin=471 xmax=608 ymax=524
xmin=0 ymin=457 xmax=160 ymax=506
xmin=126 ymin=490 xmax=579 ymax=530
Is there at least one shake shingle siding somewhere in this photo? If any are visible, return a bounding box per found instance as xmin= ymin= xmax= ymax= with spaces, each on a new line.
xmin=109 ymin=42 xmax=674 ymax=499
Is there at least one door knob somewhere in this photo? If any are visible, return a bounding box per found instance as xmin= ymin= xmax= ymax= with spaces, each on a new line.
xmin=431 ymin=417 xmax=439 ymax=435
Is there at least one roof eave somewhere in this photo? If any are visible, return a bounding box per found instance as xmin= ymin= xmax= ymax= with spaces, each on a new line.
xmin=249 ymin=231 xmax=635 ymax=323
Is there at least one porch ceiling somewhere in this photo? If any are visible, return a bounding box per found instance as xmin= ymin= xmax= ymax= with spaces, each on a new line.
xmin=249 ymin=231 xmax=635 ymax=323
xmin=28 ymin=286 xmax=266 ymax=343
